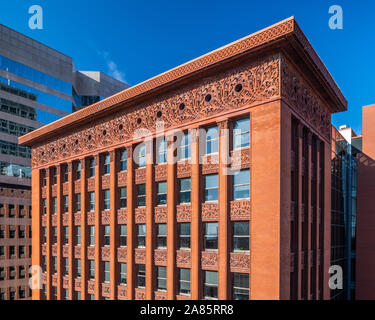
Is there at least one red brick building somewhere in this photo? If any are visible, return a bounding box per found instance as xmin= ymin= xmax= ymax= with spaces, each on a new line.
xmin=19 ymin=17 xmax=346 ymax=300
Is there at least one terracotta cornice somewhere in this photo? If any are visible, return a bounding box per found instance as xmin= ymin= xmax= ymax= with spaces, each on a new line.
xmin=19 ymin=16 xmax=346 ymax=147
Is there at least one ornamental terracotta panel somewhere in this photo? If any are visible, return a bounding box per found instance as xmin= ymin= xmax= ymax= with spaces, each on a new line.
xmin=135 ymin=288 xmax=146 ymax=300
xmin=135 ymin=248 xmax=146 ymax=264
xmin=118 ymin=285 xmax=127 ymax=300
xmin=42 ymin=273 xmax=47 ymax=284
xmin=231 ymin=147 xmax=251 ymax=169
xmin=201 ymin=251 xmax=218 ymax=270
xmin=87 ymin=247 xmax=95 ymax=260
xmin=202 ymin=154 xmax=219 ymax=175
xmin=117 ymin=247 xmax=127 ymax=262
xmin=63 ymin=183 xmax=69 ymax=195
xmin=74 ymin=278 xmax=81 ymax=291
xmin=41 ymin=244 xmax=47 ymax=256
xmin=101 ymin=175 xmax=110 ymax=189
xmin=51 ymin=215 xmax=57 ymax=226
xmin=62 ymin=213 xmax=69 ymax=226
xmin=154 ymin=206 xmax=167 ymax=223
xmin=63 ymin=276 xmax=69 ymax=289
xmin=176 ymin=250 xmax=191 ymax=268
xmin=87 ymin=212 xmax=95 ymax=225
xmin=52 ymin=245 xmax=57 ymax=256
xmin=154 ymin=249 xmax=167 ymax=266
xmin=135 ymin=168 xmax=146 ymax=184
xmin=155 ymin=291 xmax=167 ymax=300
xmin=42 ymin=187 xmax=46 ymax=198
xmin=51 ymin=185 xmax=57 ymax=197
xmin=74 ymin=181 xmax=81 ymax=194
xmin=0 ymin=188 xmax=30 ymax=198
xmin=102 ymin=283 xmax=110 ymax=297
xmin=74 ymin=213 xmax=81 ymax=226
xmin=63 ymin=245 xmax=69 ymax=257
xmin=176 ymin=205 xmax=191 ymax=222
xmin=117 ymin=171 xmax=127 ymax=187
xmin=101 ymin=210 xmax=110 ymax=225
xmin=117 ymin=209 xmax=127 ymax=224
xmin=87 ymin=178 xmax=95 ymax=192
xmin=41 ymin=215 xmax=47 ymax=227
xmin=230 ymin=200 xmax=251 ymax=221
xmin=135 ymin=208 xmax=146 ymax=224
xmin=52 ymin=274 xmax=57 ymax=286
xmin=230 ymin=252 xmax=250 ymax=273
xmin=201 ymin=203 xmax=219 ymax=221
xmin=101 ymin=247 xmax=110 ymax=261
xmin=155 ymin=164 xmax=167 ymax=181
xmin=74 ymin=246 xmax=81 ymax=259
xmin=176 ymin=295 xmax=191 ymax=300
xmin=87 ymin=281 xmax=95 ymax=294
xmin=177 ymin=160 xmax=191 ymax=178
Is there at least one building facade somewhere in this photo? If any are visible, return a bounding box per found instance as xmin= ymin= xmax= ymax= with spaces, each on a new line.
xmin=19 ymin=18 xmax=347 ymax=300
xmin=0 ymin=24 xmax=128 ymax=300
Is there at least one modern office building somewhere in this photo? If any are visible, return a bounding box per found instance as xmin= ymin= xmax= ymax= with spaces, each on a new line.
xmin=0 ymin=24 xmax=128 ymax=300
xmin=19 ymin=17 xmax=348 ymax=300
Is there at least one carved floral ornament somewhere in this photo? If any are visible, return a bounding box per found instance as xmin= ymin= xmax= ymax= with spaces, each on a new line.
xmin=32 ymin=54 xmax=331 ymax=169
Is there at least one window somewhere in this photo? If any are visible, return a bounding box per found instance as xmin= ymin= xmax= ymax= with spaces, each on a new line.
xmin=120 ymin=263 xmax=127 ymax=285
xmin=137 ymin=224 xmax=146 ymax=248
xmin=178 ymin=269 xmax=191 ymax=295
xmin=42 ymin=256 xmax=47 ymax=273
xmin=104 ymin=262 xmax=110 ymax=282
xmin=18 ymin=226 xmax=25 ymax=238
xmin=157 ymin=266 xmax=167 ymax=291
xmin=88 ymin=192 xmax=95 ymax=212
xmin=157 ymin=224 xmax=167 ymax=249
xmin=136 ymin=144 xmax=146 ymax=168
xmin=205 ymin=174 xmax=218 ymax=202
xmin=233 ymin=170 xmax=250 ymax=200
xmin=157 ymin=182 xmax=167 ymax=206
xmin=64 ymin=258 xmax=69 ymax=276
xmin=89 ymin=226 xmax=95 ymax=246
xmin=157 ymin=139 xmax=167 ymax=164
xmin=180 ymin=133 xmax=191 ymax=160
xmin=233 ymin=118 xmax=250 ymax=150
xmin=179 ymin=178 xmax=191 ymax=204
xmin=19 ymin=246 xmax=25 ymax=257
xmin=137 ymin=184 xmax=146 ymax=207
xmin=103 ymin=154 xmax=110 ymax=175
xmin=104 ymin=226 xmax=110 ymax=246
xmin=53 ymin=257 xmax=57 ymax=274
xmin=206 ymin=126 xmax=219 ymax=154
xmin=19 ymin=205 xmax=25 ymax=218
xmin=51 ymin=167 xmax=57 ymax=185
xmin=9 ymin=204 xmax=15 ymax=217
xmin=88 ymin=157 xmax=95 ymax=178
xmin=76 ymin=226 xmax=81 ymax=246
xmin=0 ymin=267 xmax=4 ymax=280
xmin=52 ymin=197 xmax=57 ymax=214
xmin=179 ymin=223 xmax=191 ymax=249
xmin=232 ymin=273 xmax=249 ymax=300
xmin=120 ymin=149 xmax=127 ymax=171
xmin=9 ymin=266 xmax=15 ymax=279
xmin=63 ymin=227 xmax=69 ymax=245
xmin=64 ymin=289 xmax=69 ymax=300
xmin=119 ymin=187 xmax=127 ymax=209
xmin=233 ymin=222 xmax=249 ymax=251
xmin=62 ymin=164 xmax=69 ymax=183
xmin=0 ymin=246 xmax=4 ymax=257
xmin=63 ymin=195 xmax=69 ymax=213
xmin=42 ymin=170 xmax=47 ymax=186
xmin=9 ymin=246 xmax=15 ymax=257
xmin=89 ymin=294 xmax=95 ymax=300
xmin=75 ymin=161 xmax=81 ymax=180
xmin=0 ymin=227 xmax=3 ymax=239
xmin=52 ymin=227 xmax=57 ymax=244
xmin=204 ymin=223 xmax=218 ymax=250
xmin=76 ymin=259 xmax=81 ymax=278
xmin=120 ymin=225 xmax=127 ymax=247
xmin=75 ymin=194 xmax=81 ymax=212
xmin=204 ymin=271 xmax=218 ymax=299
xmin=19 ymin=266 xmax=25 ymax=279
xmin=76 ymin=291 xmax=81 ymax=300
xmin=9 ymin=226 xmax=15 ymax=238
xmin=103 ymin=190 xmax=110 ymax=210
xmin=136 ymin=265 xmax=146 ymax=288
xmin=89 ymin=260 xmax=95 ymax=280
xmin=42 ymin=198 xmax=47 ymax=214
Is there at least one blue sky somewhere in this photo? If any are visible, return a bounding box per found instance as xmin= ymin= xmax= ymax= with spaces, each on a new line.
xmin=0 ymin=0 xmax=373 ymax=134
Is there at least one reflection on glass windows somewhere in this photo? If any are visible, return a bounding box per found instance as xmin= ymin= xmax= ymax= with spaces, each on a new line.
xmin=206 ymin=126 xmax=219 ymax=155
xmin=180 ymin=133 xmax=191 ymax=160
xmin=0 ymin=162 xmax=31 ymax=179
xmin=0 ymin=140 xmax=31 ymax=158
xmin=232 ymin=273 xmax=249 ymax=300
xmin=233 ymin=118 xmax=250 ymax=150
xmin=0 ymin=119 xmax=35 ymax=137
xmin=204 ymin=174 xmax=219 ymax=202
xmin=233 ymin=170 xmax=250 ymax=200
xmin=0 ymin=98 xmax=37 ymax=120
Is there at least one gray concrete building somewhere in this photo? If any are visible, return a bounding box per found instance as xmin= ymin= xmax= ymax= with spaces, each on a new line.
xmin=0 ymin=24 xmax=129 ymax=300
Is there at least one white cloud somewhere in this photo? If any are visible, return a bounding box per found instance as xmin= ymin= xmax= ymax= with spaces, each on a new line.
xmin=98 ymin=50 xmax=127 ymax=83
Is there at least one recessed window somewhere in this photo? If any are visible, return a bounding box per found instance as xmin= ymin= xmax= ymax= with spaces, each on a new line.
xmin=88 ymin=158 xmax=95 ymax=178
xmin=136 ymin=184 xmax=146 ymax=207
xmin=204 ymin=174 xmax=218 ymax=202
xmin=42 ymin=227 xmax=47 ymax=244
xmin=233 ymin=222 xmax=249 ymax=251
xmin=180 ymin=133 xmax=191 ymax=160
xmin=63 ymin=195 xmax=69 ymax=213
xmin=204 ymin=222 xmax=218 ymax=250
xmin=52 ymin=227 xmax=57 ymax=244
xmin=89 ymin=226 xmax=95 ymax=246
xmin=42 ymin=170 xmax=47 ymax=186
xmin=204 ymin=271 xmax=218 ymax=300
xmin=120 ymin=149 xmax=127 ymax=171
xmin=137 ymin=224 xmax=146 ymax=248
xmin=157 ymin=266 xmax=167 ymax=291
xmin=157 ymin=224 xmax=167 ymax=249
xmin=120 ymin=225 xmax=127 ymax=247
xmin=103 ymin=154 xmax=110 ymax=175
xmin=64 ymin=258 xmax=69 ymax=276
xmin=157 ymin=139 xmax=167 ymax=164
xmin=206 ymin=126 xmax=218 ymax=155
xmin=233 ymin=118 xmax=250 ymax=150
xmin=136 ymin=264 xmax=146 ymax=288
xmin=64 ymin=289 xmax=69 ymax=300
xmin=120 ymin=263 xmax=127 ymax=285
xmin=104 ymin=226 xmax=110 ymax=246
xmin=233 ymin=170 xmax=250 ymax=200
xmin=52 ymin=197 xmax=57 ymax=214
xmin=89 ymin=260 xmax=95 ymax=280
xmin=103 ymin=190 xmax=110 ymax=210
xmin=42 ymin=199 xmax=47 ymax=215
xmin=136 ymin=144 xmax=146 ymax=168
xmin=63 ymin=226 xmax=69 ymax=245
xmin=178 ymin=223 xmax=191 ymax=249
xmin=179 ymin=178 xmax=191 ymax=204
xmin=76 ymin=259 xmax=81 ymax=278
xmin=104 ymin=262 xmax=110 ymax=283
xmin=53 ymin=257 xmax=57 ymax=274
xmin=75 ymin=194 xmax=81 ymax=212
xmin=232 ymin=273 xmax=249 ymax=300
xmin=62 ymin=164 xmax=69 ymax=183
xmin=157 ymin=182 xmax=167 ymax=206
xmin=88 ymin=192 xmax=95 ymax=212
xmin=76 ymin=226 xmax=81 ymax=246
xmin=178 ymin=268 xmax=190 ymax=295
xmin=119 ymin=187 xmax=127 ymax=209
xmin=75 ymin=161 xmax=81 ymax=180
xmin=51 ymin=167 xmax=57 ymax=185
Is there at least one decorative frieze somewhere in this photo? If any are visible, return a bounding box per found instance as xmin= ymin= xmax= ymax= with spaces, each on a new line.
xmin=87 ymin=247 xmax=95 ymax=260
xmin=135 ymin=208 xmax=146 ymax=224
xmin=230 ymin=252 xmax=250 ymax=273
xmin=87 ymin=281 xmax=95 ymax=294
xmin=177 ymin=160 xmax=191 ymax=178
xmin=202 ymin=154 xmax=219 ymax=175
xmin=63 ymin=276 xmax=69 ymax=289
xmin=135 ymin=288 xmax=146 ymax=300
xmin=135 ymin=248 xmax=146 ymax=264
xmin=201 ymin=203 xmax=219 ymax=221
xmin=62 ymin=213 xmax=69 ymax=226
xmin=155 ymin=291 xmax=167 ymax=300
xmin=154 ymin=249 xmax=167 ymax=266
xmin=117 ymin=247 xmax=127 ymax=262
xmin=87 ymin=178 xmax=95 ymax=192
xmin=154 ymin=206 xmax=167 ymax=223
xmin=74 ymin=278 xmax=81 ymax=291
xmin=74 ymin=181 xmax=81 ymax=194
xmin=231 ymin=147 xmax=251 ymax=169
xmin=87 ymin=212 xmax=95 ymax=225
xmin=101 ymin=210 xmax=110 ymax=225
xmin=74 ymin=246 xmax=81 ymax=259
xmin=118 ymin=285 xmax=127 ymax=300
xmin=230 ymin=200 xmax=251 ymax=221
xmin=135 ymin=168 xmax=146 ymax=184
xmin=101 ymin=175 xmax=110 ymax=189
xmin=176 ymin=250 xmax=191 ymax=268
xmin=63 ymin=245 xmax=69 ymax=257
xmin=117 ymin=171 xmax=127 ymax=187
xmin=117 ymin=209 xmax=127 ymax=224
xmin=74 ymin=213 xmax=81 ymax=226
xmin=201 ymin=251 xmax=218 ymax=270
xmin=176 ymin=205 xmax=191 ymax=222
xmin=102 ymin=283 xmax=110 ymax=297
xmin=155 ymin=164 xmax=167 ymax=181
xmin=101 ymin=247 xmax=110 ymax=261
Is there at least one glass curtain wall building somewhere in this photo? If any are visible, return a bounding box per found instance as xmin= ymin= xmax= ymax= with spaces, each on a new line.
xmin=0 ymin=23 xmax=128 ymax=300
